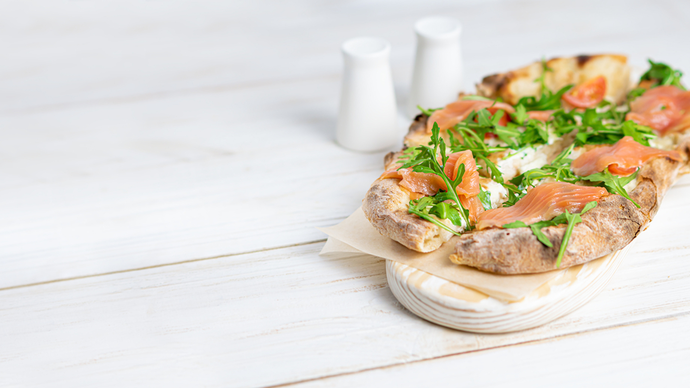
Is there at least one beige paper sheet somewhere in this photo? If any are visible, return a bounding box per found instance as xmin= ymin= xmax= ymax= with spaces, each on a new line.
xmin=319 ymin=208 xmax=563 ymax=302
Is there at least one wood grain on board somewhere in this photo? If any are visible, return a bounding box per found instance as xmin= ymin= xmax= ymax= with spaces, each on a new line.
xmin=1 ymin=189 xmax=689 ymax=387
xmin=2 ymin=0 xmax=690 ymax=386
xmin=2 ymin=0 xmax=690 ymax=287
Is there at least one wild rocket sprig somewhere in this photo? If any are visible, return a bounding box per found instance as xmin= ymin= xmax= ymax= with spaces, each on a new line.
xmin=510 ymin=143 xmax=580 ymax=189
xmin=581 ymin=169 xmax=640 ymax=208
xmin=503 ymin=201 xmax=598 ymax=267
xmin=398 ymin=122 xmax=472 ymax=231
xmin=449 ymin=110 xmax=509 ymax=183
xmin=515 ymin=59 xmax=573 ymax=111
xmin=553 ymin=107 xmax=656 ymax=147
xmin=628 ymin=59 xmax=685 ymax=101
xmin=507 ymin=143 xmax=639 ymax=208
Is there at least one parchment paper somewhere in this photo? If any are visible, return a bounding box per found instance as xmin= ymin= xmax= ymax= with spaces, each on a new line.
xmin=319 ymin=208 xmax=562 ymax=302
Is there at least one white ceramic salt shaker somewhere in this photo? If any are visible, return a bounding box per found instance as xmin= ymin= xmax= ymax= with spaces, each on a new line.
xmin=406 ymin=17 xmax=463 ymax=118
xmin=336 ymin=37 xmax=398 ymax=152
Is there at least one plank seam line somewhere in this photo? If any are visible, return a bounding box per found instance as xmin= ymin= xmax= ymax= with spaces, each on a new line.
xmin=265 ymin=310 xmax=690 ymax=388
xmin=0 ymin=239 xmax=327 ymax=292
xmin=0 ymin=73 xmax=338 ymax=116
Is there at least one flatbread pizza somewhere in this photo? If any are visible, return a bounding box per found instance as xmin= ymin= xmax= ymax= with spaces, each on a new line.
xmin=363 ymin=55 xmax=690 ymax=274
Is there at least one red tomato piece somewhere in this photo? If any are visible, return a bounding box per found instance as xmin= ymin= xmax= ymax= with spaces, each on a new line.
xmin=562 ymin=76 xmax=607 ymax=108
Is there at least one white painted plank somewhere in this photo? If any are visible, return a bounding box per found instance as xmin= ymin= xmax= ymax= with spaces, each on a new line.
xmin=0 ymin=78 xmax=395 ymax=288
xmin=0 ymin=1 xmax=689 ymax=387
xmin=1 ymin=0 xmax=689 ymax=112
xmin=2 ymin=0 xmax=690 ymax=287
xmin=295 ymin=314 xmax=690 ymax=388
xmin=0 ymin=188 xmax=689 ymax=387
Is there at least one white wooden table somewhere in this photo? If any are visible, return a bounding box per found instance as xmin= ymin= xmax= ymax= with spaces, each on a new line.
xmin=2 ymin=1 xmax=690 ymax=386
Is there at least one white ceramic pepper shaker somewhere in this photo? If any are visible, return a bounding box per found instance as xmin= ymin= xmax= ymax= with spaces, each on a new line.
xmin=336 ymin=37 xmax=398 ymax=152
xmin=406 ymin=17 xmax=463 ymax=118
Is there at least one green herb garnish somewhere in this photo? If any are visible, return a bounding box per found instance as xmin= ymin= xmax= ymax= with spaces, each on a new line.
xmin=581 ymin=168 xmax=640 ymax=208
xmin=514 ymin=59 xmax=574 ymax=111
xmin=510 ymin=143 xmax=580 ymax=189
xmin=448 ymin=110 xmax=509 ymax=183
xmin=417 ymin=105 xmax=442 ymax=116
xmin=399 ymin=122 xmax=472 ymax=228
xmin=551 ymin=105 xmax=655 ymax=147
xmin=639 ymin=59 xmax=685 ymax=90
xmin=461 ymin=95 xmax=494 ymax=102
xmin=478 ymin=187 xmax=492 ymax=211
xmin=408 ymin=196 xmax=464 ymax=236
xmin=503 ymin=201 xmax=598 ymax=267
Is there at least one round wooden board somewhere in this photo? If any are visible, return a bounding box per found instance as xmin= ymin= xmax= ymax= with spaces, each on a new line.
xmin=386 ymin=244 xmax=631 ymax=333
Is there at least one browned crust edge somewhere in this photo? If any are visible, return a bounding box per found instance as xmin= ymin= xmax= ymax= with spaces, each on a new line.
xmin=449 ymin=151 xmax=686 ymax=274
xmin=362 ymin=178 xmax=454 ymax=253
xmin=365 ymin=54 xmax=685 ymax=271
xmin=476 ymin=54 xmax=630 ymax=105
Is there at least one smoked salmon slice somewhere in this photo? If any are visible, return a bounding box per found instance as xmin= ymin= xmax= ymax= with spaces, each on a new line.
xmin=476 ymin=182 xmax=607 ymax=230
xmin=381 ymin=150 xmax=483 ymax=221
xmin=527 ymin=110 xmax=555 ymax=121
xmin=460 ymin=194 xmax=484 ymax=223
xmin=427 ymin=100 xmax=515 ymax=133
xmin=381 ymin=150 xmax=480 ymax=197
xmin=626 ymin=86 xmax=690 ymax=134
xmin=571 ymin=136 xmax=681 ymax=176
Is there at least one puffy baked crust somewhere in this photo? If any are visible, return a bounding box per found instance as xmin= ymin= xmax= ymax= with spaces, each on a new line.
xmin=362 ymin=178 xmax=455 ymax=253
xmin=365 ymin=54 xmax=681 ymax=265
xmin=477 ymin=54 xmax=631 ymax=105
xmin=449 ymin=146 xmax=687 ymax=274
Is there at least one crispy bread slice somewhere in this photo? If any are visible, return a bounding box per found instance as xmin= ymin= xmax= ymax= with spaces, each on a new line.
xmin=449 ymin=141 xmax=689 ymax=274
xmin=362 ymin=178 xmax=456 ymax=252
xmin=363 ymin=54 xmax=667 ymax=265
xmin=477 ymin=54 xmax=631 ymax=105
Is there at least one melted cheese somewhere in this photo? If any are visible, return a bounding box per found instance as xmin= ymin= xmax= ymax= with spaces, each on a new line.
xmin=481 ymin=179 xmax=508 ymax=209
xmin=496 ymin=146 xmax=549 ymax=181
xmin=649 ymin=135 xmax=676 ymax=151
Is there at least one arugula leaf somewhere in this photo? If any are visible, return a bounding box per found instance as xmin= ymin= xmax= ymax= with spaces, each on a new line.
xmin=518 ymin=119 xmax=550 ymax=146
xmin=581 ymin=169 xmax=640 ymax=208
xmin=478 ymin=187 xmax=492 ymax=211
xmin=513 ymin=60 xmax=573 ymax=112
xmin=571 ymin=108 xmax=655 ymax=147
xmin=501 ymin=183 xmax=524 ymax=207
xmin=627 ymin=87 xmax=647 ymax=102
xmin=428 ymin=202 xmax=464 ymax=227
xmin=408 ymin=197 xmax=462 ymax=236
xmin=502 ymin=201 xmax=598 ymax=267
xmin=400 ymin=122 xmax=472 ymax=228
xmin=510 ymin=143 xmax=579 ymax=191
xmin=511 ymin=104 xmax=529 ymax=124
xmin=517 ymin=84 xmax=573 ymax=111
xmin=549 ymin=101 xmax=654 ymax=147
xmin=555 ymin=210 xmax=581 ymax=267
xmin=449 ymin=112 xmax=512 ymax=182
xmin=461 ymin=95 xmax=494 ymax=101
xmin=494 ymin=123 xmax=522 ymax=149
xmin=417 ymin=105 xmax=442 ymax=116
xmin=620 ymin=120 xmax=654 ymax=146
xmin=503 ymin=220 xmax=527 ymax=228
xmin=476 ymin=154 xmax=504 ymax=183
xmin=640 ymin=59 xmax=685 ymax=90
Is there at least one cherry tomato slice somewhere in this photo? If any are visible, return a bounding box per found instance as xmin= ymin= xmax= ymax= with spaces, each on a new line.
xmin=562 ymin=76 xmax=607 ymax=108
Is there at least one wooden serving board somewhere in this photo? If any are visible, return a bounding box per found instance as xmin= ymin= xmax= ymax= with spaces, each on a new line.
xmin=386 ymin=243 xmax=632 ymax=333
